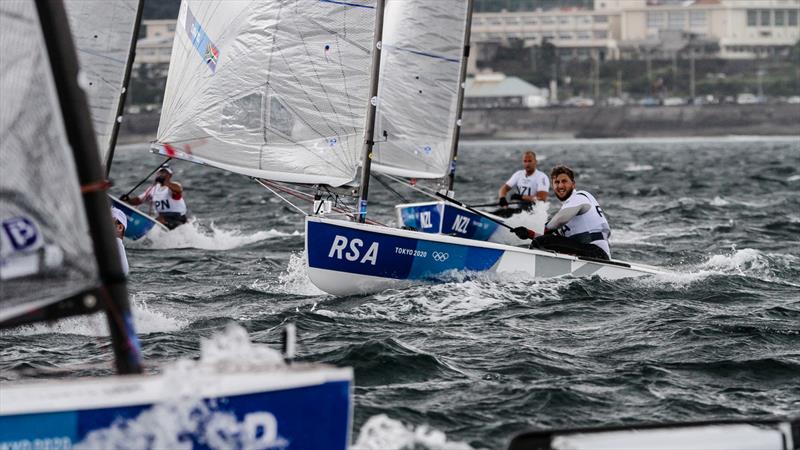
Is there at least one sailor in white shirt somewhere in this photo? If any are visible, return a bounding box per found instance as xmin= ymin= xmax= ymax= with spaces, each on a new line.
xmin=121 ymin=165 xmax=188 ymax=230
xmin=496 ymin=151 xmax=549 ymax=217
xmin=511 ymin=165 xmax=611 ymax=260
xmin=111 ymin=207 xmax=129 ymax=275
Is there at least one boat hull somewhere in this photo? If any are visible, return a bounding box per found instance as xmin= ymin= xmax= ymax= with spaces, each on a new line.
xmin=0 ymin=365 xmax=352 ymax=449
xmin=109 ymin=195 xmax=167 ymax=240
xmin=396 ymin=200 xmax=512 ymax=243
xmin=305 ymin=217 xmax=663 ymax=296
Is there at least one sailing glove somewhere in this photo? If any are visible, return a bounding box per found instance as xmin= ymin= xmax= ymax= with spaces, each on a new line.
xmin=498 ymin=197 xmax=509 ymax=207
xmin=512 ymin=226 xmax=536 ymax=240
xmin=120 ymin=194 xmax=130 ymax=202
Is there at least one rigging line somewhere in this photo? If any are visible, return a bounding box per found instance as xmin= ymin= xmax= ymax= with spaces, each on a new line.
xmin=381 ymin=172 xmax=443 ymax=200
xmin=284 ymin=3 xmax=348 ymax=143
xmin=336 ymin=13 xmax=359 ymax=141
xmin=254 ymin=179 xmax=308 ymax=216
xmin=372 ymin=173 xmax=409 ymax=203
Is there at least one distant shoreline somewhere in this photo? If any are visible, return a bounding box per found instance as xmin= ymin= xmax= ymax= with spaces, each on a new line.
xmin=119 ymin=103 xmax=800 ymax=143
xmin=461 ymin=103 xmax=800 ymax=140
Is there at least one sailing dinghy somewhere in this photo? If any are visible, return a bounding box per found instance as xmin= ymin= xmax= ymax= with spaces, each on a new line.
xmin=0 ymin=2 xmax=352 ymax=447
xmin=151 ymin=0 xmax=665 ymax=297
xmin=64 ymin=0 xmax=167 ymax=240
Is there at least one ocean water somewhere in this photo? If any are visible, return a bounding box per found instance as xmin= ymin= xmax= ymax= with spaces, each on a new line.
xmin=2 ymin=136 xmax=799 ymax=449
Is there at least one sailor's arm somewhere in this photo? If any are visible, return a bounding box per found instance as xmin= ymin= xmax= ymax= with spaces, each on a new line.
xmin=498 ymin=184 xmax=511 ymax=199
xmin=165 ymin=181 xmax=183 ymax=195
xmin=534 ymin=191 xmax=548 ymax=201
xmin=122 ymin=194 xmax=144 ymax=206
xmin=545 ymin=204 xmax=589 ymax=230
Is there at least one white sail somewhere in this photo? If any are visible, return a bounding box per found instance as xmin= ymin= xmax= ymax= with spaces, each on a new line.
xmin=370 ymin=0 xmax=469 ymax=179
xmin=154 ymin=0 xmax=377 ymax=187
xmin=65 ymin=0 xmax=140 ymax=165
xmin=0 ymin=0 xmax=98 ymax=322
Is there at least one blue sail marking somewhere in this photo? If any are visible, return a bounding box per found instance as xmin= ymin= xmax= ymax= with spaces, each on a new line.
xmin=319 ymin=0 xmax=375 ymax=9
xmin=381 ymin=43 xmax=461 ymax=63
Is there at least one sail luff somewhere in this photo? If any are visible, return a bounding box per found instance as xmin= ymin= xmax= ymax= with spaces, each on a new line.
xmin=104 ymin=0 xmax=145 ymax=176
xmin=369 ymin=0 xmax=471 ymax=180
xmin=355 ymin=0 xmax=386 ymax=222
xmin=35 ymin=0 xmax=142 ymax=375
xmin=445 ymin=0 xmax=475 ymax=192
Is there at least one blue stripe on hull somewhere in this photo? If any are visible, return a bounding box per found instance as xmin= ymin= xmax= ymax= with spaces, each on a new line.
xmin=110 ymin=198 xmax=156 ymax=240
xmin=307 ymin=220 xmax=503 ymax=280
xmin=0 ymin=380 xmax=351 ymax=449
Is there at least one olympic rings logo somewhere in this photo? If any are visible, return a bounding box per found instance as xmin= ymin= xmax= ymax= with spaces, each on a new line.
xmin=432 ymin=251 xmax=449 ymax=262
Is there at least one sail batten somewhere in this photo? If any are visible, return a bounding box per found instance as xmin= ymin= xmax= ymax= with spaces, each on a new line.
xmin=156 ymin=0 xmax=377 ymax=187
xmin=370 ymin=0 xmax=470 ymax=180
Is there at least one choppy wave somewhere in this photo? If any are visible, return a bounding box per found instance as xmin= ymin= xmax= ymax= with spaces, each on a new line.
xmin=131 ymin=220 xmax=290 ymax=250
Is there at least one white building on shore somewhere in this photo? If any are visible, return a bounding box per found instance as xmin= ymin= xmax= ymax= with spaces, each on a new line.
xmin=471 ymin=0 xmax=800 ymax=60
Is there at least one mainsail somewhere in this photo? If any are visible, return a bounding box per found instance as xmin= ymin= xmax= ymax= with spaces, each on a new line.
xmin=154 ymin=0 xmax=377 ymax=187
xmin=64 ymin=0 xmax=142 ymax=169
xmin=370 ymin=0 xmax=470 ymax=179
xmin=0 ymin=0 xmax=99 ymax=323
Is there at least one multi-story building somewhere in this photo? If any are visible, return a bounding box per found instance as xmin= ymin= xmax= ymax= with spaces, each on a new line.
xmin=133 ymin=19 xmax=176 ymax=68
xmin=613 ymin=0 xmax=800 ymax=59
xmin=470 ymin=0 xmax=800 ymax=60
xmin=471 ymin=7 xmax=620 ymax=60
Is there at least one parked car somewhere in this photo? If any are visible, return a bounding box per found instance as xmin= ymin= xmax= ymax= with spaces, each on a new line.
xmin=662 ymin=97 xmax=686 ymax=106
xmin=605 ymin=97 xmax=626 ymax=107
xmin=785 ymin=96 xmax=800 ymax=104
xmin=638 ymin=97 xmax=660 ymax=107
xmin=563 ymin=96 xmax=595 ymax=107
xmin=736 ymin=93 xmax=759 ymax=104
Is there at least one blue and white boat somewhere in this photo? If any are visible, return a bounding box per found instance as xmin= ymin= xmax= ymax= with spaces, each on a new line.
xmin=109 ymin=194 xmax=167 ymax=240
xmin=305 ymin=216 xmax=663 ymax=296
xmin=0 ymin=2 xmax=352 ymax=448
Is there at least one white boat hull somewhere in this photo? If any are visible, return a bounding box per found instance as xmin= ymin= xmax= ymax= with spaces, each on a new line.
xmin=305 ymin=216 xmax=663 ymax=296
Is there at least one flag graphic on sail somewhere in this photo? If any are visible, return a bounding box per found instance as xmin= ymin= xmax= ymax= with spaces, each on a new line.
xmin=154 ymin=0 xmax=377 ymax=187
xmin=370 ymin=0 xmax=470 ymax=179
xmin=185 ymin=6 xmax=220 ymax=73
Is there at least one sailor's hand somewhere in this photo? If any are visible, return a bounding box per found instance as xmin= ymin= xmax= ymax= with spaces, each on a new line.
xmin=510 ymin=193 xmax=522 ymax=201
xmin=120 ymin=194 xmax=130 ymax=203
xmin=498 ymin=197 xmax=509 ymax=207
xmin=512 ymin=226 xmax=535 ymax=240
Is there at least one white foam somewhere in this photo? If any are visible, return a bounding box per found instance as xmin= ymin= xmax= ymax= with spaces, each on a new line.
xmin=272 ymin=251 xmax=327 ymax=296
xmin=788 ymin=174 xmax=800 ymax=182
xmin=132 ymin=220 xmax=290 ymax=251
xmin=624 ymin=163 xmax=654 ymax=172
xmin=709 ymin=196 xmax=730 ymax=206
xmin=352 ymin=414 xmax=473 ymax=450
xmin=1 ymin=294 xmax=187 ymax=337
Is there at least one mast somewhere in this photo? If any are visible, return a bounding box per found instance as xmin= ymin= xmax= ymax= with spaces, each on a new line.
xmin=444 ymin=0 xmax=475 ymax=193
xmin=35 ymin=0 xmax=143 ymax=375
xmin=104 ymin=0 xmax=146 ymax=176
xmin=356 ymin=0 xmax=386 ymax=223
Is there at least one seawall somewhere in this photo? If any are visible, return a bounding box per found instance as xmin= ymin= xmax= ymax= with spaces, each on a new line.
xmin=461 ymin=103 xmax=800 ymax=139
